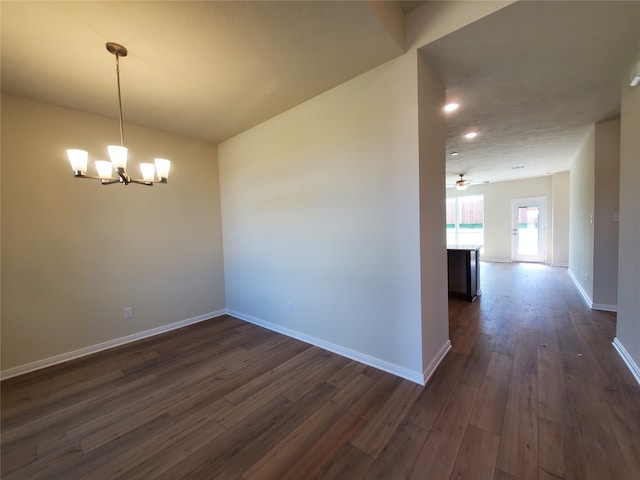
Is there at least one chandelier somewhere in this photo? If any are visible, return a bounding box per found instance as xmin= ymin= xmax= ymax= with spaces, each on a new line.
xmin=67 ymin=42 xmax=170 ymax=186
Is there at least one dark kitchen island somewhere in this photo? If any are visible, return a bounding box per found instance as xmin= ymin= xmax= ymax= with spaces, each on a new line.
xmin=447 ymin=245 xmax=482 ymax=302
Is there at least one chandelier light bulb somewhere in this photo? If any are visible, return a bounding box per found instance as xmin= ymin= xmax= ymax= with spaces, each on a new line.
xmin=155 ymin=158 xmax=171 ymax=180
xmin=107 ymin=145 xmax=128 ymax=171
xmin=95 ymin=160 xmax=114 ymax=179
xmin=140 ymin=163 xmax=156 ymax=182
xmin=67 ymin=149 xmax=88 ymax=174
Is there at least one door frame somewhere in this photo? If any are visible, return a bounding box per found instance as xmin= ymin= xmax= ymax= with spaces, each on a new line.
xmin=510 ymin=196 xmax=548 ymax=263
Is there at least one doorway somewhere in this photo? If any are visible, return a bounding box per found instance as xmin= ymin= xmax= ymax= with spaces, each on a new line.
xmin=511 ymin=196 xmax=547 ymax=263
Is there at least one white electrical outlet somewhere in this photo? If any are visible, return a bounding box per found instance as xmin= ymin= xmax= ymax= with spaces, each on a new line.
xmin=287 ymin=301 xmax=293 ymax=313
xmin=124 ymin=307 xmax=133 ymax=319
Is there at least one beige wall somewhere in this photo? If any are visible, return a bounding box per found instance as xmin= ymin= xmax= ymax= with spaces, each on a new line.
xmin=569 ymin=127 xmax=595 ymax=301
xmin=616 ymin=53 xmax=640 ymax=380
xmin=1 ymin=94 xmax=226 ymax=374
xmin=568 ymin=119 xmax=623 ymax=309
xmin=418 ymin=51 xmax=450 ymax=375
xmin=218 ymin=53 xmax=437 ymax=382
xmin=551 ymin=171 xmax=570 ymax=266
xmin=446 ymin=176 xmax=558 ymax=264
xmin=593 ymin=119 xmax=620 ymax=308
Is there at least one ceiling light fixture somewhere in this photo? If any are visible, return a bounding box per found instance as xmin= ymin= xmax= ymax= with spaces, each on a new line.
xmin=444 ymin=103 xmax=459 ymax=112
xmin=464 ymin=132 xmax=478 ymax=139
xmin=455 ymin=174 xmax=470 ymax=191
xmin=451 ymin=152 xmax=459 ymax=156
xmin=67 ymin=42 xmax=171 ymax=186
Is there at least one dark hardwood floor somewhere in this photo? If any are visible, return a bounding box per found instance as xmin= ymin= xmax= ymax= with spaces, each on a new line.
xmin=2 ymin=262 xmax=639 ymax=479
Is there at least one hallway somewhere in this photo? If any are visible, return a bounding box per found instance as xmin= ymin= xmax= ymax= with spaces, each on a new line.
xmin=446 ymin=262 xmax=640 ymax=479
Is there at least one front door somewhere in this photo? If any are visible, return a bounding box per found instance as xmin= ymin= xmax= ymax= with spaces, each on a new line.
xmin=511 ymin=196 xmax=547 ymax=263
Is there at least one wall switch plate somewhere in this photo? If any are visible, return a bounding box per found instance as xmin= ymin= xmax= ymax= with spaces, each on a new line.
xmin=124 ymin=307 xmax=133 ymax=319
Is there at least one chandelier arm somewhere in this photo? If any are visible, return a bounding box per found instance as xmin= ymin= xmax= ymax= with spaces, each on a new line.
xmin=73 ymin=172 xmax=101 ymax=180
xmin=129 ymin=179 xmax=155 ymax=186
xmin=72 ymin=172 xmax=120 ymax=184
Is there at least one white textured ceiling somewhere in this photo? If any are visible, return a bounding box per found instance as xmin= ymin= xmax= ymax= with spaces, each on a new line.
xmin=1 ymin=1 xmax=639 ymax=187
xmin=424 ymin=1 xmax=640 ymax=186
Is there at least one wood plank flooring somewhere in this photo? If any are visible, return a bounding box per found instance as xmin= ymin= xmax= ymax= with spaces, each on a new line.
xmin=2 ymin=262 xmax=640 ymax=479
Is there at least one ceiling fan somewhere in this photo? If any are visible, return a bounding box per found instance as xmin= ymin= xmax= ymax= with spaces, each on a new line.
xmin=447 ymin=174 xmax=489 ymax=191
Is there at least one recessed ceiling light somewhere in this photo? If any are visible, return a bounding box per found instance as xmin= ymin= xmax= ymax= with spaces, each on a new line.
xmin=444 ymin=103 xmax=459 ymax=112
xmin=464 ymin=132 xmax=477 ymax=139
xmin=450 ymin=152 xmax=459 ymax=156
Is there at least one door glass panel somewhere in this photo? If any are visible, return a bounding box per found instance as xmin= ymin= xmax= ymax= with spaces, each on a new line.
xmin=518 ymin=206 xmax=539 ymax=255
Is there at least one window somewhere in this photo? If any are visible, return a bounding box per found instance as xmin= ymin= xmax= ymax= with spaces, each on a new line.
xmin=446 ymin=195 xmax=484 ymax=246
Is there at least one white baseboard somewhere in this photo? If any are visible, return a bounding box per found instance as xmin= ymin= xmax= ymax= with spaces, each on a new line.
xmin=567 ymin=269 xmax=593 ymax=308
xmin=481 ymin=258 xmax=512 ymax=263
xmin=0 ymin=309 xmax=227 ymax=381
xmin=227 ymin=309 xmax=443 ymax=385
xmin=613 ymin=337 xmax=640 ymax=387
xmin=2 ymin=307 xmax=452 ymax=387
xmin=423 ymin=339 xmax=452 ymax=384
xmin=551 ymin=262 xmax=569 ymax=268
xmin=567 ymin=270 xmax=618 ymax=312
xmin=592 ymin=303 xmax=618 ymax=313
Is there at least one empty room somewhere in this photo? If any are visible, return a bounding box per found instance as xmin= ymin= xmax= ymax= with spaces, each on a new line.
xmin=2 ymin=1 xmax=639 ymax=478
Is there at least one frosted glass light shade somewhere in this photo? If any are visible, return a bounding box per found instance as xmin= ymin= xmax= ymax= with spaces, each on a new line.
xmin=155 ymin=158 xmax=171 ymax=179
xmin=456 ymin=183 xmax=468 ymax=191
xmin=107 ymin=145 xmax=128 ymax=170
xmin=95 ymin=160 xmax=114 ymax=179
xmin=140 ymin=163 xmax=156 ymax=182
xmin=67 ymin=149 xmax=88 ymax=173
